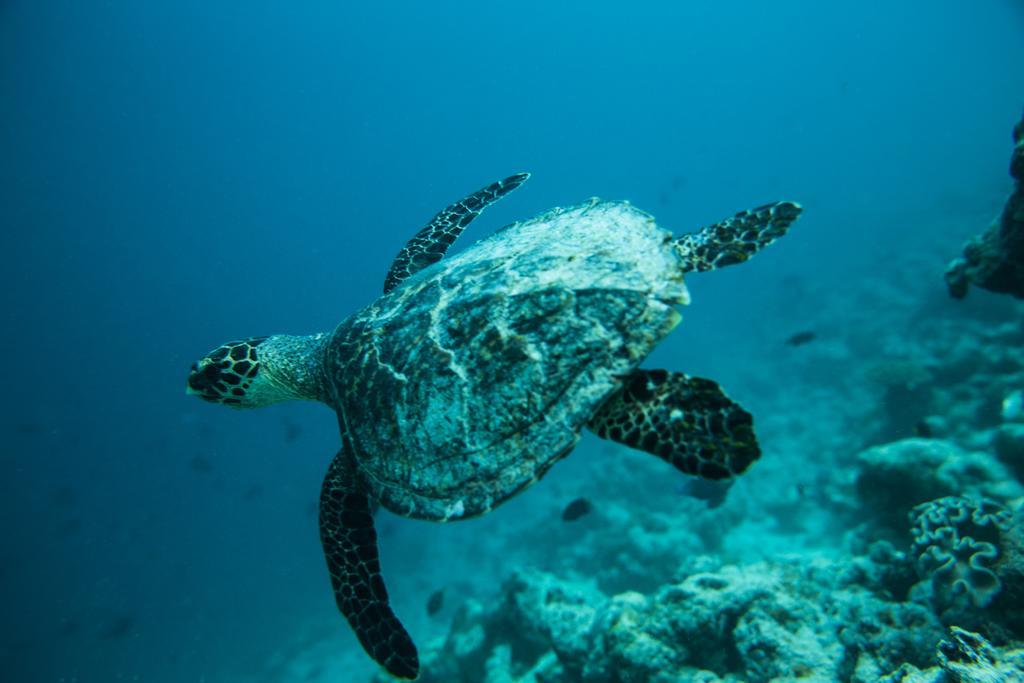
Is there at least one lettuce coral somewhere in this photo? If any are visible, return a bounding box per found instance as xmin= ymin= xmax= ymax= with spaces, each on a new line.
xmin=909 ymin=497 xmax=1012 ymax=610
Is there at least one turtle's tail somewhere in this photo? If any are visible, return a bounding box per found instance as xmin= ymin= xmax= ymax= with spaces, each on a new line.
xmin=675 ymin=201 xmax=803 ymax=273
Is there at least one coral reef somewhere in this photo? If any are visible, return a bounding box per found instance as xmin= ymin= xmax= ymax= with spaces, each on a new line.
xmin=380 ymin=554 xmax=954 ymax=683
xmin=368 ymin=428 xmax=1024 ymax=683
xmin=909 ymin=497 xmax=1011 ymax=611
xmin=880 ymin=628 xmax=1024 ymax=683
xmin=863 ymin=360 xmax=936 ymax=441
xmin=862 ymin=316 xmax=1024 ymax=446
xmin=946 ymin=108 xmax=1024 ymax=299
xmin=922 ymin=321 xmax=1024 ymax=445
xmin=853 ymin=439 xmax=1022 ymax=537
xmin=995 ymin=423 xmax=1024 ymax=479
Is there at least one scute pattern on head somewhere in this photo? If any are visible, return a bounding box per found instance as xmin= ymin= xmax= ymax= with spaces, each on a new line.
xmin=187 ymin=337 xmax=266 ymax=405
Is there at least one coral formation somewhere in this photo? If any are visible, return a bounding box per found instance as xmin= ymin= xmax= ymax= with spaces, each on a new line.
xmin=946 ymin=108 xmax=1024 ymax=299
xmin=995 ymin=423 xmax=1024 ymax=479
xmin=863 ymin=360 xmax=936 ymax=441
xmin=880 ymin=627 xmax=1024 ymax=683
xmin=909 ymin=497 xmax=1011 ymax=610
xmin=854 ymin=439 xmax=1022 ymax=536
xmin=380 ymin=555 xmax=954 ymax=683
xmin=852 ymin=315 xmax=1024 ymax=445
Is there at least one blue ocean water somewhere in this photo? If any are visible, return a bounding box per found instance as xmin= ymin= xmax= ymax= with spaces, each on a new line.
xmin=2 ymin=2 xmax=1024 ymax=681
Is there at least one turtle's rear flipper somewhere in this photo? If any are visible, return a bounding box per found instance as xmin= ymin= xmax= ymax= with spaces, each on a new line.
xmin=676 ymin=201 xmax=802 ymax=273
xmin=383 ymin=172 xmax=530 ymax=293
xmin=319 ymin=445 xmax=418 ymax=679
xmin=588 ymin=369 xmax=760 ymax=480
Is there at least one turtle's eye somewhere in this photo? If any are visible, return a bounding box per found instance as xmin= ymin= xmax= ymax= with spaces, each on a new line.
xmin=202 ymin=364 xmax=220 ymax=380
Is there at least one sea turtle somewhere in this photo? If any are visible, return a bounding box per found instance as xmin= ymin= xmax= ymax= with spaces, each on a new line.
xmin=186 ymin=174 xmax=802 ymax=679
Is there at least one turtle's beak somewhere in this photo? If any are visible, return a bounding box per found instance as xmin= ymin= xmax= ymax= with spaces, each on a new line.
xmin=186 ymin=362 xmax=220 ymax=396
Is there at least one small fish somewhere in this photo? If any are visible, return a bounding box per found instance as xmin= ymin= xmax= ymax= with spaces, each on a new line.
xmin=659 ymin=176 xmax=687 ymax=205
xmin=243 ymin=484 xmax=264 ymax=501
xmin=188 ymin=454 xmax=214 ymax=474
xmin=101 ymin=615 xmax=137 ymax=640
xmin=426 ymin=589 xmax=444 ymax=616
xmin=784 ymin=331 xmax=816 ymax=347
xmin=282 ymin=417 xmax=302 ymax=443
xmin=51 ymin=486 xmax=77 ymax=508
xmin=561 ymin=497 xmax=592 ymax=522
xmin=677 ymin=478 xmax=733 ymax=509
xmin=58 ymin=618 xmax=79 ymax=637
xmin=14 ymin=421 xmax=45 ymax=436
xmin=58 ymin=517 xmax=82 ymax=537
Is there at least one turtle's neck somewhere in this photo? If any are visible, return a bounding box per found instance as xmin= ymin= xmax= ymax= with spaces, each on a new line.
xmin=257 ymin=333 xmax=330 ymax=404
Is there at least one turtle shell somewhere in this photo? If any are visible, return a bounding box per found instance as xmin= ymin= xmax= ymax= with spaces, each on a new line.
xmin=324 ymin=200 xmax=689 ymax=520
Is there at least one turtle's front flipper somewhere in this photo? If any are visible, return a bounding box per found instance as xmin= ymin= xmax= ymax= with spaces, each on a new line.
xmin=676 ymin=201 xmax=802 ymax=273
xmin=588 ymin=369 xmax=760 ymax=480
xmin=383 ymin=172 xmax=530 ymax=293
xmin=319 ymin=445 xmax=418 ymax=679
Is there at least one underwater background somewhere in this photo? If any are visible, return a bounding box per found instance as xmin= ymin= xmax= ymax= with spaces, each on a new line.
xmin=3 ymin=1 xmax=1024 ymax=681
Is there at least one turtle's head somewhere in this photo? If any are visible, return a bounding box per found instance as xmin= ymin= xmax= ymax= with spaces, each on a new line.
xmin=186 ymin=333 xmax=327 ymax=408
xmin=187 ymin=337 xmax=270 ymax=407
